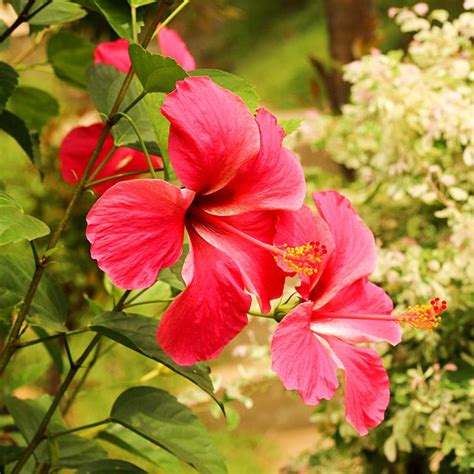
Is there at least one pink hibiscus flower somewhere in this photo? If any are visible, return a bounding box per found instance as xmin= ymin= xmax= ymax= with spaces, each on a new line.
xmin=271 ymin=191 xmax=446 ymax=435
xmin=86 ymin=76 xmax=306 ymax=365
xmin=59 ymin=123 xmax=162 ymax=195
xmin=94 ymin=25 xmax=196 ymax=73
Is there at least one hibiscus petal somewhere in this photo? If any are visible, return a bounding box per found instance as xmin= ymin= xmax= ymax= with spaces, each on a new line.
xmin=94 ymin=39 xmax=131 ymax=73
xmin=157 ymin=228 xmax=251 ymax=365
xmin=313 ymin=278 xmax=401 ymax=345
xmin=161 ymin=76 xmax=260 ymax=195
xmin=59 ymin=123 xmax=162 ymax=195
xmin=311 ymin=191 xmax=377 ymax=307
xmin=157 ymin=25 xmax=196 ymax=71
xmin=190 ymin=210 xmax=285 ymax=313
xmin=274 ymin=205 xmax=335 ymax=299
xmin=271 ymin=302 xmax=339 ymax=404
xmin=325 ymin=336 xmax=390 ymax=435
xmin=86 ymin=179 xmax=194 ymax=289
xmin=198 ymin=108 xmax=305 ymax=215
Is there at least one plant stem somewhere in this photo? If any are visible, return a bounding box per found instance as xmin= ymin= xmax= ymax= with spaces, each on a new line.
xmin=11 ymin=291 xmax=131 ymax=473
xmin=50 ymin=419 xmax=110 ymax=439
xmin=85 ymin=145 xmax=118 ymax=184
xmin=85 ymin=168 xmax=163 ymax=190
xmin=0 ymin=0 xmax=171 ymax=376
xmin=122 ymin=91 xmax=147 ymax=115
xmin=0 ymin=0 xmax=36 ymax=44
xmin=123 ymin=298 xmax=175 ymax=308
xmin=17 ymin=329 xmax=89 ymax=349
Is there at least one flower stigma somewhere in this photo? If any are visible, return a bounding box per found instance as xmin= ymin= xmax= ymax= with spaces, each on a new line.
xmin=273 ymin=241 xmax=327 ymax=276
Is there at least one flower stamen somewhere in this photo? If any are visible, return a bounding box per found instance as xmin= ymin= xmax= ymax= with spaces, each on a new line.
xmin=273 ymin=241 xmax=327 ymax=277
xmin=399 ymin=297 xmax=447 ymax=330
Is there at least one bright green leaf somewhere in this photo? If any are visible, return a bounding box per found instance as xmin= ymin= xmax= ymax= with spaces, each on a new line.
xmin=111 ymin=387 xmax=227 ymax=474
xmin=129 ymin=44 xmax=188 ymax=93
xmin=189 ymin=69 xmax=260 ymax=112
xmin=47 ymin=31 xmax=95 ymax=89
xmin=0 ymin=62 xmax=18 ymax=113
xmin=93 ymin=0 xmax=143 ymax=40
xmin=0 ymin=253 xmax=67 ymax=333
xmin=5 ymin=395 xmax=107 ymax=467
xmin=77 ymin=459 xmax=147 ymax=473
xmin=87 ymin=63 xmax=157 ymax=147
xmin=28 ymin=0 xmax=86 ymax=26
xmin=0 ymin=191 xmax=50 ymax=245
xmin=279 ymin=118 xmax=302 ymax=136
xmin=7 ymin=86 xmax=59 ymax=131
xmin=89 ymin=312 xmax=220 ymax=406
xmin=128 ymin=0 xmax=156 ymax=6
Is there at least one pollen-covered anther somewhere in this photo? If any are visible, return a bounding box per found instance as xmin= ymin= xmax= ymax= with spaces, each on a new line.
xmin=273 ymin=241 xmax=327 ymax=277
xmin=399 ymin=297 xmax=447 ymax=330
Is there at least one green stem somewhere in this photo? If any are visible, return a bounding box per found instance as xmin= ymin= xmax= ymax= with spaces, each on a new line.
xmin=17 ymin=329 xmax=89 ymax=349
xmin=247 ymin=310 xmax=276 ymax=320
xmin=50 ymin=419 xmax=110 ymax=439
xmin=85 ymin=167 xmax=162 ymax=190
xmin=131 ymin=4 xmax=138 ymax=43
xmin=85 ymin=145 xmax=118 ymax=184
xmin=122 ymin=91 xmax=147 ymax=115
xmin=112 ymin=112 xmax=157 ymax=178
xmin=153 ymin=0 xmax=190 ymax=40
xmin=0 ymin=0 xmax=171 ymax=376
xmin=123 ymin=298 xmax=175 ymax=308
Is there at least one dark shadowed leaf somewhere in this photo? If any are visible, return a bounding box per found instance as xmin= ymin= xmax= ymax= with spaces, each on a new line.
xmin=77 ymin=459 xmax=147 ymax=473
xmin=47 ymin=31 xmax=95 ymax=89
xmin=93 ymin=0 xmax=143 ymax=40
xmin=0 ymin=62 xmax=18 ymax=112
xmin=0 ymin=253 xmax=67 ymax=333
xmin=0 ymin=191 xmax=50 ymax=245
xmin=111 ymin=387 xmax=227 ymax=474
xmin=87 ymin=63 xmax=157 ymax=147
xmin=7 ymin=86 xmax=59 ymax=131
xmin=89 ymin=312 xmax=220 ymax=407
xmin=5 ymin=395 xmax=106 ymax=467
xmin=129 ymin=44 xmax=188 ymax=93
xmin=0 ymin=22 xmax=11 ymax=52
xmin=189 ymin=69 xmax=259 ymax=112
xmin=0 ymin=445 xmax=24 ymax=464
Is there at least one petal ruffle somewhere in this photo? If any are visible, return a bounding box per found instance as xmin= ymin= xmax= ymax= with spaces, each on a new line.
xmin=313 ymin=278 xmax=401 ymax=345
xmin=198 ymin=108 xmax=305 ymax=215
xmin=325 ymin=336 xmax=390 ymax=435
xmin=190 ymin=210 xmax=285 ymax=313
xmin=274 ymin=205 xmax=335 ymax=299
xmin=161 ymin=76 xmax=260 ymax=195
xmin=157 ymin=228 xmax=251 ymax=365
xmin=157 ymin=25 xmax=196 ymax=71
xmin=86 ymin=179 xmax=194 ymax=289
xmin=94 ymin=39 xmax=131 ymax=73
xmin=311 ymin=191 xmax=377 ymax=307
xmin=59 ymin=123 xmax=162 ymax=195
xmin=271 ymin=302 xmax=339 ymax=404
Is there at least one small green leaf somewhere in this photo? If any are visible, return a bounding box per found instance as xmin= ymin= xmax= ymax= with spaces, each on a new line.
xmin=0 ymin=253 xmax=67 ymax=333
xmin=89 ymin=312 xmax=220 ymax=406
xmin=7 ymin=86 xmax=59 ymax=131
xmin=111 ymin=387 xmax=227 ymax=474
xmin=77 ymin=459 xmax=147 ymax=473
xmin=0 ymin=191 xmax=50 ymax=245
xmin=189 ymin=69 xmax=260 ymax=112
xmin=128 ymin=0 xmax=157 ymax=6
xmin=129 ymin=44 xmax=188 ymax=93
xmin=0 ymin=110 xmax=41 ymax=168
xmin=279 ymin=118 xmax=302 ymax=136
xmin=87 ymin=63 xmax=157 ymax=147
xmin=158 ymin=243 xmax=187 ymax=291
xmin=0 ymin=62 xmax=18 ymax=113
xmin=5 ymin=395 xmax=107 ymax=467
xmin=47 ymin=31 xmax=95 ymax=89
xmin=94 ymin=0 xmax=143 ymax=40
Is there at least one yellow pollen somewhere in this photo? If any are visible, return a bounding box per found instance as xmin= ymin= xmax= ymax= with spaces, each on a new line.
xmin=273 ymin=241 xmax=327 ymax=277
xmin=399 ymin=297 xmax=447 ymax=330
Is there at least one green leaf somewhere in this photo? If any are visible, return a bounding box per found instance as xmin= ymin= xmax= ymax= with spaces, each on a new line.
xmin=279 ymin=118 xmax=302 ymax=136
xmin=32 ymin=325 xmax=65 ymax=373
xmin=28 ymin=0 xmax=86 ymax=26
xmin=0 ymin=445 xmax=24 ymax=464
xmin=128 ymin=0 xmax=156 ymax=6
xmin=93 ymin=0 xmax=143 ymax=40
xmin=87 ymin=63 xmax=157 ymax=147
xmin=5 ymin=395 xmax=107 ymax=467
xmin=97 ymin=426 xmax=183 ymax=473
xmin=89 ymin=312 xmax=220 ymax=406
xmin=77 ymin=459 xmax=147 ymax=473
xmin=47 ymin=31 xmax=95 ymax=89
xmin=189 ymin=69 xmax=260 ymax=112
xmin=111 ymin=387 xmax=227 ymax=474
xmin=7 ymin=86 xmax=59 ymax=131
xmin=0 ymin=62 xmax=18 ymax=113
xmin=0 ymin=253 xmax=67 ymax=333
xmin=158 ymin=243 xmax=187 ymax=291
xmin=0 ymin=191 xmax=50 ymax=245
xmin=0 ymin=22 xmax=12 ymax=52
xmin=0 ymin=110 xmax=41 ymax=168
xmin=129 ymin=44 xmax=188 ymax=93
